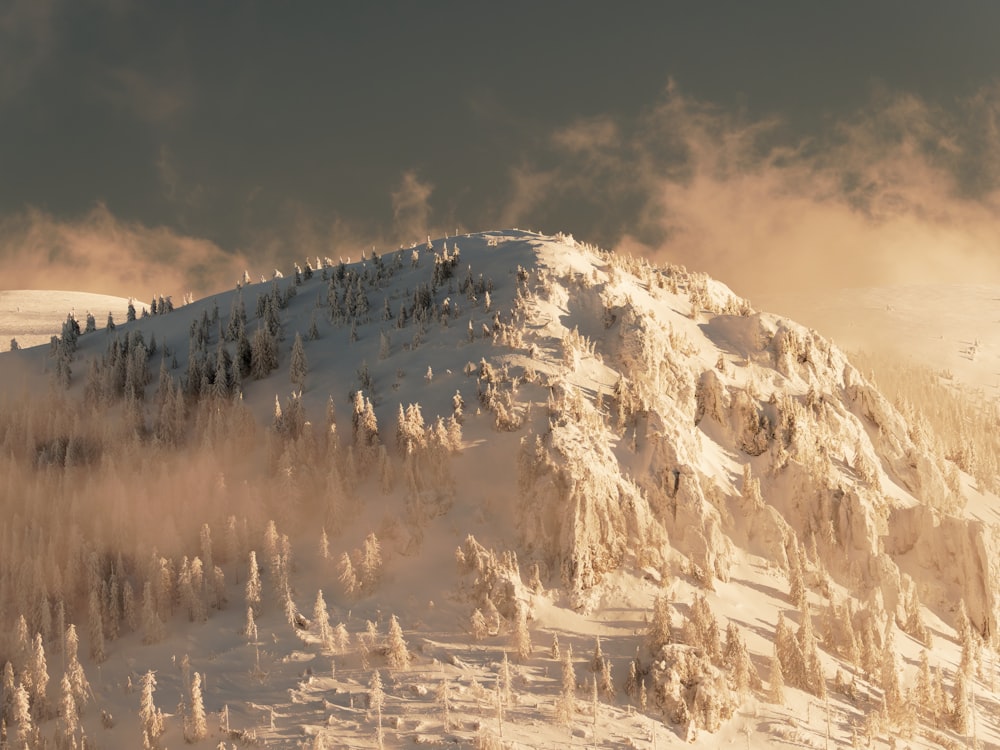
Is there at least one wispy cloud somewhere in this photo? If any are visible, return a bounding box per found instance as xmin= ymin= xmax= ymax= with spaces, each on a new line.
xmin=391 ymin=171 xmax=434 ymax=243
xmin=0 ymin=204 xmax=249 ymax=299
xmin=498 ymin=82 xmax=1000 ymax=306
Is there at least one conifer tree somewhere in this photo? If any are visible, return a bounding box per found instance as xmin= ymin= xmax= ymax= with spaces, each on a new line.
xmin=471 ymin=608 xmax=489 ymax=641
xmin=599 ymin=656 xmax=615 ymax=700
xmin=953 ymin=669 xmax=970 ymax=734
xmin=590 ymin=636 xmax=604 ymax=673
xmin=724 ymin=622 xmax=760 ymax=697
xmin=437 ymin=675 xmax=452 ymax=731
xmin=13 ymin=682 xmax=31 ymax=749
xmin=557 ymin=644 xmax=575 ymax=726
xmin=28 ymin=633 xmax=49 ymax=718
xmin=186 ymin=671 xmax=207 ymax=742
xmin=88 ymin=588 xmax=105 ymax=662
xmin=313 ymin=590 xmax=332 ymax=650
xmin=775 ymin=611 xmax=804 ymax=692
xmin=2 ymin=661 xmax=15 ymax=725
xmin=58 ymin=673 xmax=78 ymax=744
xmin=648 ymin=594 xmax=672 ymax=652
xmin=139 ymin=670 xmax=164 ymax=743
xmin=142 ymin=580 xmax=165 ymax=645
xmin=386 ymin=614 xmax=411 ymax=671
xmin=369 ymin=669 xmax=385 ymax=750
xmin=511 ymin=602 xmax=532 ymax=662
xmin=500 ymin=651 xmax=512 ymax=708
xmin=769 ymin=647 xmax=785 ymax=705
xmin=290 ymin=332 xmax=308 ymax=390
xmin=246 ymin=551 xmax=262 ymax=613
xmin=245 ymin=606 xmax=258 ymax=644
xmin=339 ymin=552 xmax=359 ymax=598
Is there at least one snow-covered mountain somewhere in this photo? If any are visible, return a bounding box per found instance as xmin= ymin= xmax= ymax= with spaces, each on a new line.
xmin=0 ymin=230 xmax=997 ymax=749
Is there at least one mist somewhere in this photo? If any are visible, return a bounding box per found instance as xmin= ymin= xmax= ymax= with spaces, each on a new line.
xmin=497 ymin=82 xmax=1000 ymax=321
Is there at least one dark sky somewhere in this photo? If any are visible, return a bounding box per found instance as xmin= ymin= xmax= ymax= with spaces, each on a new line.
xmin=3 ymin=1 xmax=1000 ymax=299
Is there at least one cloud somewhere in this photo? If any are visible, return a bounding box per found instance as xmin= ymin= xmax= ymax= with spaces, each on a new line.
xmin=101 ymin=66 xmax=189 ymax=123
xmin=0 ymin=0 xmax=55 ymax=105
xmin=498 ymin=82 xmax=1000 ymax=309
xmin=155 ymin=145 xmax=205 ymax=207
xmin=391 ymin=171 xmax=434 ymax=243
xmin=0 ymin=204 xmax=250 ymax=299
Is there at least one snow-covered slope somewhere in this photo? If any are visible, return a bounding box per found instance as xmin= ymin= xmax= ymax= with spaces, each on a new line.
xmin=0 ymin=230 xmax=997 ymax=749
xmin=0 ymin=289 xmax=132 ymax=350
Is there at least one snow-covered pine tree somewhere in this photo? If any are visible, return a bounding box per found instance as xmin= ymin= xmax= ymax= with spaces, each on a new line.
xmin=290 ymin=332 xmax=308 ymax=390
xmin=185 ymin=671 xmax=207 ymax=742
xmin=141 ymin=581 xmax=165 ymax=645
xmin=339 ymin=552 xmax=359 ymax=597
xmin=28 ymin=633 xmax=49 ymax=718
xmin=58 ymin=673 xmax=78 ymax=744
xmin=557 ymin=644 xmax=575 ymax=726
xmin=386 ymin=614 xmax=411 ymax=671
xmin=511 ymin=602 xmax=532 ymax=662
xmin=88 ymin=588 xmax=105 ymax=662
xmin=313 ymin=590 xmax=332 ymax=650
xmin=13 ymin=682 xmax=32 ymax=749
xmin=471 ymin=608 xmax=489 ymax=641
xmin=369 ymin=669 xmax=385 ymax=750
xmin=246 ymin=550 xmax=262 ymax=613
xmin=648 ymin=594 xmax=672 ymax=652
xmin=245 ymin=606 xmax=258 ymax=644
xmin=138 ymin=670 xmax=164 ymax=743
xmin=769 ymin=646 xmax=785 ymax=705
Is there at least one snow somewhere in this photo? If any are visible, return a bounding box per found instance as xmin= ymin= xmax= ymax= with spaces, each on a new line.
xmin=0 ymin=289 xmax=133 ymax=350
xmin=0 ymin=230 xmax=998 ymax=748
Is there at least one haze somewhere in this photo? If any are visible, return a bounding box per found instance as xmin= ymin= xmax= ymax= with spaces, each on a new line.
xmin=3 ymin=2 xmax=1000 ymax=315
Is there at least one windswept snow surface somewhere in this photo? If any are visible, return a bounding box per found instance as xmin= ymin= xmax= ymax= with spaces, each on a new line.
xmin=0 ymin=231 xmax=998 ymax=749
xmin=0 ymin=289 xmax=132 ymax=350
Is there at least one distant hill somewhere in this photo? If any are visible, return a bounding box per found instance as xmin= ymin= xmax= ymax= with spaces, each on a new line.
xmin=0 ymin=289 xmax=133 ymax=350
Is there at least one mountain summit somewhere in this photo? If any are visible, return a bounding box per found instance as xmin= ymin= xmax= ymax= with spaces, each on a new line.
xmin=0 ymin=230 xmax=997 ymax=747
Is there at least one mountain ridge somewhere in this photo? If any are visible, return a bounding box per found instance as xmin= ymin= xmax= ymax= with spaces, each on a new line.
xmin=0 ymin=229 xmax=998 ymax=748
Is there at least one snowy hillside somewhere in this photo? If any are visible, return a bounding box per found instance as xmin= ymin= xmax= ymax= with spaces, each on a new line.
xmin=0 ymin=290 xmax=133 ymax=351
xmin=0 ymin=230 xmax=998 ymax=749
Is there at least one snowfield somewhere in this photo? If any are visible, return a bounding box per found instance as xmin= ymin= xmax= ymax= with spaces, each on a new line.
xmin=0 ymin=290 xmax=133 ymax=351
xmin=0 ymin=230 xmax=998 ymax=749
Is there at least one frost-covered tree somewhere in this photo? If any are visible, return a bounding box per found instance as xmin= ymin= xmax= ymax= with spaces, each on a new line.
xmin=13 ymin=682 xmax=32 ymax=749
xmin=290 ymin=332 xmax=308 ymax=390
xmin=246 ymin=550 xmax=262 ymax=613
xmin=28 ymin=633 xmax=49 ymax=717
xmin=386 ymin=615 xmax=411 ymax=671
xmin=139 ymin=670 xmax=164 ymax=743
xmin=769 ymin=647 xmax=785 ymax=705
xmin=952 ymin=669 xmax=970 ymax=734
xmin=88 ymin=588 xmax=105 ymax=662
xmin=58 ymin=673 xmax=78 ymax=744
xmin=250 ymin=324 xmax=279 ymax=379
xmin=245 ymin=606 xmax=258 ymax=644
xmin=185 ymin=671 xmax=207 ymax=742
xmin=649 ymin=594 xmax=672 ymax=651
xmin=511 ymin=602 xmax=532 ymax=662
xmin=724 ymin=622 xmax=760 ymax=697
xmin=313 ymin=590 xmax=332 ymax=650
xmin=142 ymin=581 xmax=165 ymax=645
xmin=557 ymin=645 xmax=575 ymax=726
xmin=369 ymin=669 xmax=385 ymax=750
xmin=339 ymin=552 xmax=359 ymax=597
xmin=471 ymin=608 xmax=489 ymax=641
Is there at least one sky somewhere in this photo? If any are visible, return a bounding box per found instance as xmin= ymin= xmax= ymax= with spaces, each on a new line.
xmin=3 ymin=1 xmax=1000 ymax=306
